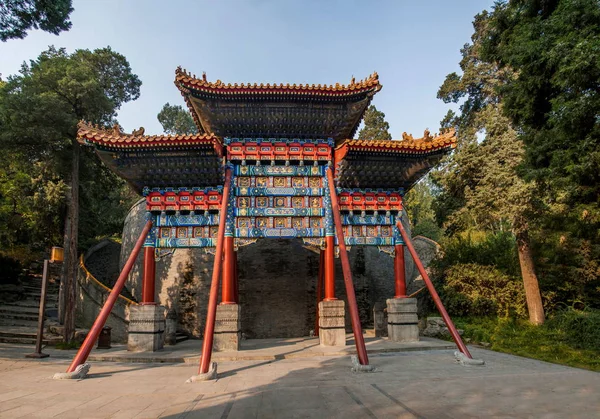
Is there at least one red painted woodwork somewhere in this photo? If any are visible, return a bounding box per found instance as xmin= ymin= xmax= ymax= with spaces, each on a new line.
xmin=244 ymin=144 xmax=259 ymax=160
xmin=228 ymin=143 xmax=244 ymax=160
xmin=339 ymin=192 xmax=351 ymax=211
xmin=142 ymin=246 xmax=156 ymax=304
xmin=302 ymin=145 xmax=316 ymax=160
xmin=177 ymin=190 xmax=192 ymax=212
xmin=259 ymin=143 xmax=273 ymax=160
xmin=389 ymin=193 xmax=402 ymax=212
xmin=396 ymin=220 xmax=473 ymax=358
xmin=207 ymin=190 xmax=222 ymax=211
xmin=351 ymin=192 xmax=365 ymax=211
xmin=274 ymin=143 xmax=288 ymax=160
xmin=326 ymin=167 xmax=369 ymax=366
xmin=193 ymin=191 xmax=207 ymax=212
xmin=324 ymin=236 xmax=336 ymax=301
xmin=317 ymin=145 xmax=331 ymax=161
xmin=67 ymin=219 xmax=153 ymax=373
xmin=164 ymin=191 xmax=178 ymax=212
xmin=146 ymin=191 xmax=164 ymax=212
xmin=199 ymin=168 xmax=232 ymax=374
xmin=393 ymin=244 xmax=406 ymax=298
xmin=221 ymin=236 xmax=235 ymax=304
xmin=364 ymin=192 xmax=377 ymax=210
xmin=289 ymin=143 xmax=302 ymax=159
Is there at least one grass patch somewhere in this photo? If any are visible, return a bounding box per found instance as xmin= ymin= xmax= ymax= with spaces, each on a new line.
xmin=53 ymin=341 xmax=80 ymax=350
xmin=453 ymin=310 xmax=600 ymax=372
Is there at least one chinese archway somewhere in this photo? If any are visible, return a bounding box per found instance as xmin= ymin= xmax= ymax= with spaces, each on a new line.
xmin=65 ymin=69 xmax=470 ymax=379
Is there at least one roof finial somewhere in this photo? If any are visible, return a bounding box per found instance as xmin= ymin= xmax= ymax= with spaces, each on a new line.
xmin=202 ymin=72 xmax=207 ymax=82
xmin=350 ymin=75 xmax=355 ymax=84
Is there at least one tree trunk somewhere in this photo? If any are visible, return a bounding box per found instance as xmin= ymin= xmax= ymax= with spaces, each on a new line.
xmin=516 ymin=229 xmax=545 ymax=325
xmin=60 ymin=140 xmax=80 ymax=343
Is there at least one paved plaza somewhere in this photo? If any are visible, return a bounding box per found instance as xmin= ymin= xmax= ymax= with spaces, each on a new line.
xmin=0 ymin=341 xmax=599 ymax=418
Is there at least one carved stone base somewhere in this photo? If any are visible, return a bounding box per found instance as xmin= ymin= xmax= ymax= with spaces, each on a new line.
xmin=214 ymin=304 xmax=241 ymax=352
xmin=127 ymin=305 xmax=166 ymax=352
xmin=318 ymin=300 xmax=346 ymax=346
xmin=387 ymin=298 xmax=419 ymax=342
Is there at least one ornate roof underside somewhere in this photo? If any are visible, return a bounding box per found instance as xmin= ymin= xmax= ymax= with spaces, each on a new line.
xmin=334 ymin=130 xmax=457 ymax=190
xmin=77 ymin=122 xmax=224 ymax=193
xmin=175 ymin=68 xmax=382 ymax=142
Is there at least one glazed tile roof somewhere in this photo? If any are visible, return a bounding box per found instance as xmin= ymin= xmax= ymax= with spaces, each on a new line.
xmin=336 ymin=129 xmax=457 ymax=154
xmin=76 ymin=121 xmax=223 ymax=153
xmin=174 ymin=67 xmax=382 ymax=97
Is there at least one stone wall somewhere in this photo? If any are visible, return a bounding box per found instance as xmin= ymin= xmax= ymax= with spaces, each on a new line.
xmin=118 ymin=200 xmax=432 ymax=339
xmin=76 ymin=239 xmax=132 ymax=342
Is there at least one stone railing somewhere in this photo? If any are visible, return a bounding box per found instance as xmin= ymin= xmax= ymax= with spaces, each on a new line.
xmin=76 ymin=245 xmax=137 ymax=343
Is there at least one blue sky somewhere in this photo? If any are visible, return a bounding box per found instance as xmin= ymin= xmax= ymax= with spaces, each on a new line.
xmin=0 ymin=0 xmax=494 ymax=137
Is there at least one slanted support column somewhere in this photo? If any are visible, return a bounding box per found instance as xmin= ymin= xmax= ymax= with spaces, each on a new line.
xmin=198 ymin=167 xmax=233 ymax=376
xmin=324 ymin=236 xmax=336 ymax=300
xmin=394 ymin=244 xmax=407 ymax=298
xmin=142 ymin=246 xmax=156 ymax=304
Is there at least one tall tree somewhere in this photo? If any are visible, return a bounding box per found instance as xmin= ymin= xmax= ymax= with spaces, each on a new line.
xmin=358 ymin=105 xmax=392 ymax=140
xmin=436 ymin=11 xmax=545 ymax=324
xmin=0 ymin=46 xmax=141 ymax=342
xmin=483 ymin=0 xmax=600 ymax=308
xmin=0 ymin=0 xmax=73 ymax=41
xmin=157 ymin=103 xmax=198 ymax=135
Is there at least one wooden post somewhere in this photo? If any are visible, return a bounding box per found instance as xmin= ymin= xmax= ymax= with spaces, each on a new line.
xmin=325 ymin=168 xmax=369 ymax=366
xmin=394 ymin=244 xmax=407 ymax=298
xmin=314 ymin=250 xmax=324 ymax=336
xmin=395 ymin=220 xmax=473 ymax=358
xmin=221 ymin=237 xmax=235 ymax=304
xmin=142 ymin=247 xmax=156 ymax=304
xmin=67 ymin=219 xmax=153 ymax=373
xmin=199 ymin=167 xmax=232 ymax=374
xmin=324 ymin=236 xmax=336 ymax=300
xmin=26 ymin=259 xmax=50 ymax=359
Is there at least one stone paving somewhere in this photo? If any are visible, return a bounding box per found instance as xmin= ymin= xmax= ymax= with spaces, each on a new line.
xmin=0 ymin=343 xmax=599 ymax=418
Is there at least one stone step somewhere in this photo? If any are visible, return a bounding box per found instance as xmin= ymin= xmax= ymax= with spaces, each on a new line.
xmin=175 ymin=333 xmax=189 ymax=344
xmin=0 ymin=318 xmax=40 ymax=328
xmin=0 ymin=312 xmax=40 ymax=322
xmin=0 ymin=336 xmax=44 ymax=345
xmin=0 ymin=305 xmax=39 ymax=315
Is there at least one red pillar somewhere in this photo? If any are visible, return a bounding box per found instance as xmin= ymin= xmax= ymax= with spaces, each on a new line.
xmin=324 ymin=236 xmax=336 ymax=300
xmin=199 ymin=168 xmax=232 ymax=374
xmin=396 ymin=220 xmax=473 ymax=359
xmin=325 ymin=167 xmax=369 ymax=366
xmin=142 ymin=246 xmax=156 ymax=304
xmin=67 ymin=220 xmax=153 ymax=373
xmin=233 ymin=250 xmax=239 ymax=304
xmin=394 ymin=244 xmax=407 ymax=298
xmin=221 ymin=237 xmax=235 ymax=304
xmin=314 ymin=249 xmax=324 ymax=336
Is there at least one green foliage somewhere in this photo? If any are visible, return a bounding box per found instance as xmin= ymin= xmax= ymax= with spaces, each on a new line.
xmin=483 ymin=0 xmax=600 ymax=222
xmin=0 ymin=0 xmax=73 ymax=41
xmin=454 ymin=311 xmax=600 ymax=371
xmin=157 ymin=103 xmax=198 ymax=135
xmin=403 ymin=178 xmax=442 ymax=241
xmin=443 ymin=263 xmax=527 ymax=318
xmin=0 ymin=46 xmax=141 ymax=256
xmin=357 ymin=105 xmax=391 ymax=141
xmin=437 ymin=231 xmax=521 ymax=277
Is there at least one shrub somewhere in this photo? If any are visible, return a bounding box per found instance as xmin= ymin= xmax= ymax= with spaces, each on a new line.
xmin=546 ymin=308 xmax=600 ymax=352
xmin=443 ymin=263 xmax=527 ymax=318
xmin=0 ymin=253 xmax=22 ymax=284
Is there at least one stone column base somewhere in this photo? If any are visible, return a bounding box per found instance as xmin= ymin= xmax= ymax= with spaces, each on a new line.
xmin=387 ymin=298 xmax=419 ymax=342
xmin=128 ymin=305 xmax=166 ymax=352
xmin=373 ymin=301 xmax=388 ymax=337
xmin=318 ymin=300 xmax=346 ymax=346
xmin=214 ymin=304 xmax=241 ymax=352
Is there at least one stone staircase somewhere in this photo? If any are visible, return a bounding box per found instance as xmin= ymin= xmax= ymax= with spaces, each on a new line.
xmin=0 ymin=273 xmax=60 ymax=345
